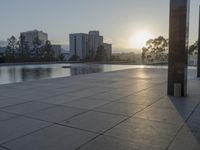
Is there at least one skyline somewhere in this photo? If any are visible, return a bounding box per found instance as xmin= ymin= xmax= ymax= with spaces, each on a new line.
xmin=0 ymin=0 xmax=200 ymax=52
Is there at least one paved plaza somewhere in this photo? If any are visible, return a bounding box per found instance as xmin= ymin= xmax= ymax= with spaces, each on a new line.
xmin=0 ymin=68 xmax=199 ymax=150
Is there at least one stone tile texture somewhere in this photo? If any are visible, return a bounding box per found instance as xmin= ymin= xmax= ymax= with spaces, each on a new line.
xmin=0 ymin=68 xmax=199 ymax=150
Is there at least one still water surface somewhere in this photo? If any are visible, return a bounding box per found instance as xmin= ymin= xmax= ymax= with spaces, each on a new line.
xmin=0 ymin=63 xmax=194 ymax=85
xmin=0 ymin=63 xmax=143 ymax=84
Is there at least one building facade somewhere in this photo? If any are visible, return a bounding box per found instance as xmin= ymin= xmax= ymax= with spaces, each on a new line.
xmin=88 ymin=31 xmax=103 ymax=58
xmin=103 ymin=43 xmax=112 ymax=61
xmin=20 ymin=30 xmax=48 ymax=49
xmin=69 ymin=31 xmax=111 ymax=60
xmin=52 ymin=44 xmax=62 ymax=59
xmin=69 ymin=33 xmax=89 ymax=60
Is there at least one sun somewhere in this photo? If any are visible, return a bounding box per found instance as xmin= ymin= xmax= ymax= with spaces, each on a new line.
xmin=129 ymin=30 xmax=153 ymax=49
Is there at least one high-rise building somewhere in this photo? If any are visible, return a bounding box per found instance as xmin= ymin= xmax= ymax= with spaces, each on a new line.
xmin=20 ymin=30 xmax=48 ymax=49
xmin=69 ymin=31 xmax=111 ymax=60
xmin=52 ymin=44 xmax=62 ymax=59
xmin=69 ymin=33 xmax=89 ymax=60
xmin=88 ymin=31 xmax=103 ymax=57
xmin=103 ymin=43 xmax=112 ymax=61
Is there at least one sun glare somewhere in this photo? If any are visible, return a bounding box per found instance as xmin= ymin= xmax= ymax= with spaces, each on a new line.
xmin=130 ymin=30 xmax=153 ymax=49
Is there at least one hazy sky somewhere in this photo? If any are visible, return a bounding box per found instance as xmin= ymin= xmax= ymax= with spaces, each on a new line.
xmin=0 ymin=0 xmax=199 ymax=52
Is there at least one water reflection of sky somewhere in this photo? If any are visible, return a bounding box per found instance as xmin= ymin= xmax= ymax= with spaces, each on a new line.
xmin=0 ymin=64 xmax=196 ymax=85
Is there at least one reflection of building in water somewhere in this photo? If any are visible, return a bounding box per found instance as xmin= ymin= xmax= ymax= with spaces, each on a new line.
xmin=70 ymin=66 xmax=102 ymax=76
xmin=20 ymin=68 xmax=53 ymax=81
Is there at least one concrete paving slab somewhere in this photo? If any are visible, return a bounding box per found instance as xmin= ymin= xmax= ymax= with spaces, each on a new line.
xmin=0 ymin=97 xmax=31 ymax=108
xmin=0 ymin=111 xmax=17 ymax=121
xmin=169 ymin=125 xmax=200 ymax=150
xmin=134 ymin=105 xmax=186 ymax=125
xmin=62 ymin=111 xmax=127 ymax=133
xmin=1 ymin=101 xmax=54 ymax=115
xmin=79 ymin=135 xmax=164 ymax=150
xmin=0 ymin=68 xmax=199 ymax=149
xmin=64 ymin=98 xmax=109 ymax=110
xmin=92 ymin=92 xmax=128 ymax=101
xmin=94 ymin=102 xmax=146 ymax=116
xmin=0 ymin=116 xmax=51 ymax=144
xmin=37 ymin=94 xmax=80 ymax=105
xmin=106 ymin=117 xmax=181 ymax=149
xmin=25 ymin=105 xmax=86 ymax=123
xmin=4 ymin=125 xmax=97 ymax=150
xmin=117 ymin=95 xmax=161 ymax=106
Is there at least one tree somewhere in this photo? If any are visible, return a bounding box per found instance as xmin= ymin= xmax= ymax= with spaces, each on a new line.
xmin=41 ymin=40 xmax=55 ymax=61
xmin=87 ymin=49 xmax=95 ymax=61
xmin=5 ymin=36 xmax=18 ymax=62
xmin=69 ymin=55 xmax=80 ymax=61
xmin=59 ymin=54 xmax=65 ymax=61
xmin=0 ymin=53 xmax=5 ymax=63
xmin=188 ymin=41 xmax=198 ymax=55
xmin=95 ymin=45 xmax=107 ymax=61
xmin=111 ymin=55 xmax=121 ymax=61
xmin=142 ymin=36 xmax=168 ymax=64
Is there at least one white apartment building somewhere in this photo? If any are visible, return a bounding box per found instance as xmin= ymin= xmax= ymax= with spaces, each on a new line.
xmin=20 ymin=30 xmax=48 ymax=49
xmin=69 ymin=33 xmax=89 ymax=60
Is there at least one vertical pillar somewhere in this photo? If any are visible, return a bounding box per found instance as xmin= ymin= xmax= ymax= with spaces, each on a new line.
xmin=168 ymin=0 xmax=190 ymax=96
xmin=197 ymin=6 xmax=200 ymax=77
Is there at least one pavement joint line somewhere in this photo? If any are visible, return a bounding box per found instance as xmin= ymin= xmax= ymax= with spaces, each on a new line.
xmin=100 ymin=95 xmax=165 ymax=134
xmin=0 ymin=102 xmax=57 ymax=115
xmin=0 ymin=114 xmax=21 ymax=122
xmin=35 ymin=88 xmax=115 ymax=105
xmin=0 ymin=69 xmax=198 ymax=149
xmin=0 ymin=91 xmax=63 ymax=100
xmin=0 ymin=100 xmax=34 ymax=110
xmin=55 ymin=123 xmax=101 ymax=135
xmin=75 ymin=95 xmax=166 ymax=150
xmin=20 ymin=108 xmax=91 ymax=125
xmin=46 ymin=80 xmax=166 ymax=108
xmin=85 ymin=83 xmax=167 ymax=112
xmin=0 ymin=124 xmax=54 ymax=146
xmin=166 ymin=101 xmax=200 ymax=149
xmin=30 ymin=84 xmax=166 ymax=119
xmin=0 ymin=145 xmax=11 ymax=150
xmin=30 ymin=101 xmax=93 ymax=111
xmin=89 ymin=109 xmax=130 ymax=117
xmin=75 ymin=134 xmax=102 ymax=150
xmin=90 ymin=93 xmax=166 ymax=117
xmin=1 ymin=99 xmax=52 ymax=107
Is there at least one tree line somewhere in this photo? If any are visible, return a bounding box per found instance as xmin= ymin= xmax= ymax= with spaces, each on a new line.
xmin=1 ymin=35 xmax=63 ymax=63
xmin=69 ymin=45 xmax=111 ymax=62
xmin=142 ymin=36 xmax=199 ymax=64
